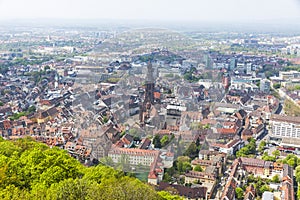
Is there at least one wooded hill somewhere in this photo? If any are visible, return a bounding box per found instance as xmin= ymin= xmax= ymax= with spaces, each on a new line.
xmin=0 ymin=137 xmax=181 ymax=200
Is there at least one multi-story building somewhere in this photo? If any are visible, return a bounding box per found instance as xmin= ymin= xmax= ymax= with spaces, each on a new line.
xmin=210 ymin=139 xmax=243 ymax=155
xmin=222 ymin=73 xmax=231 ymax=89
xmin=185 ymin=171 xmax=216 ymax=184
xmin=279 ymin=70 xmax=300 ymax=80
xmin=240 ymin=157 xmax=273 ymax=176
xmin=108 ymin=145 xmax=173 ymax=185
xmin=108 ymin=146 xmax=160 ymax=166
xmin=260 ymin=79 xmax=271 ymax=93
xmin=221 ymin=178 xmax=237 ymax=200
xmin=229 ymin=58 xmax=237 ymax=71
xmin=222 ymin=158 xmax=294 ymax=200
xmin=184 ymin=171 xmax=217 ymax=199
xmin=270 ymin=114 xmax=300 ymax=139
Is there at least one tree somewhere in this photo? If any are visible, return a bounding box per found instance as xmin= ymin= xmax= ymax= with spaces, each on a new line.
xmin=100 ymin=156 xmax=114 ymax=166
xmin=235 ymin=187 xmax=244 ymax=200
xmin=52 ymin=178 xmax=90 ymax=200
xmin=287 ymin=158 xmax=296 ymax=168
xmin=0 ymin=185 xmax=30 ymax=200
xmin=203 ymin=123 xmax=210 ymax=129
xmin=259 ymin=185 xmax=271 ymax=196
xmin=195 ymin=137 xmax=200 ymax=147
xmin=161 ymin=135 xmax=170 ymax=147
xmin=102 ymin=116 xmax=108 ymax=123
xmin=182 ymin=162 xmax=192 ymax=173
xmin=272 ymin=174 xmax=280 ymax=183
xmin=157 ymin=191 xmax=183 ymax=200
xmin=262 ymin=152 xmax=276 ymax=162
xmin=236 ymin=138 xmax=256 ymax=157
xmin=258 ymin=141 xmax=266 ymax=153
xmin=153 ymin=134 xmax=162 ymax=148
xmin=27 ymin=105 xmax=36 ymax=113
xmin=163 ymin=172 xmax=172 ymax=182
xmin=272 ymin=150 xmax=280 ymax=158
xmin=176 ymin=156 xmax=192 ymax=173
xmin=280 ymin=154 xmax=300 ymax=168
xmin=177 ymin=156 xmax=190 ymax=163
xmin=176 ymin=135 xmax=183 ymax=157
xmin=194 ymin=165 xmax=203 ymax=172
xmin=44 ymin=65 xmax=50 ymax=71
xmin=183 ymin=142 xmax=198 ymax=159
xmin=273 ymin=83 xmax=281 ymax=89
xmin=0 ymin=138 xmax=163 ymax=200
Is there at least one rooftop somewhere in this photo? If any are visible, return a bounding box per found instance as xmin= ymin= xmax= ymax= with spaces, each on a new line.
xmin=270 ymin=114 xmax=300 ymax=124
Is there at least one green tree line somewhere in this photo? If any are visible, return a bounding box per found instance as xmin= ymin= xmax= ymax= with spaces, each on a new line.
xmin=0 ymin=137 xmax=181 ymax=200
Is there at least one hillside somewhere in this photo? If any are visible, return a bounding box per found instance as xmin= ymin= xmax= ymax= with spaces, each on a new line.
xmin=0 ymin=137 xmax=181 ymax=200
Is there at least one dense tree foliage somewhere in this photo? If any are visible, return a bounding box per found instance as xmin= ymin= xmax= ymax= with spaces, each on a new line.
xmin=262 ymin=152 xmax=276 ymax=162
xmin=280 ymin=154 xmax=300 ymax=169
xmin=153 ymin=134 xmax=162 ymax=148
xmin=176 ymin=157 xmax=192 ymax=174
xmin=295 ymin=166 xmax=300 ymax=199
xmin=193 ymin=165 xmax=203 ymax=172
xmin=273 ymin=83 xmax=281 ymax=89
xmin=163 ymin=156 xmax=192 ymax=183
xmin=236 ymin=138 xmax=256 ymax=158
xmin=235 ymin=187 xmax=244 ymax=200
xmin=271 ymin=174 xmax=280 ymax=183
xmin=157 ymin=191 xmax=183 ymax=200
xmin=183 ymin=142 xmax=199 ymax=159
xmin=161 ymin=135 xmax=170 ymax=147
xmin=258 ymin=140 xmax=266 ymax=153
xmin=246 ymin=175 xmax=273 ymax=197
xmin=0 ymin=137 xmax=178 ymax=200
xmin=277 ymin=154 xmax=300 ymax=199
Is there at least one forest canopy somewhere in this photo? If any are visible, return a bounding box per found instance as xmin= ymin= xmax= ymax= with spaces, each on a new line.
xmin=0 ymin=137 xmax=181 ymax=200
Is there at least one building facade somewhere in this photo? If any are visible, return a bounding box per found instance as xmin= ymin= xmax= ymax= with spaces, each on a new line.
xmin=260 ymin=79 xmax=270 ymax=93
xmin=270 ymin=114 xmax=300 ymax=139
xmin=108 ymin=146 xmax=159 ymax=166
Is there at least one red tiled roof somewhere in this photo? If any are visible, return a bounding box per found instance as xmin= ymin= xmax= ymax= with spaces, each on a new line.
xmin=185 ymin=171 xmax=216 ymax=180
xmin=148 ymin=170 xmax=157 ymax=179
xmin=109 ymin=145 xmax=160 ymax=157
xmin=217 ymin=128 xmax=237 ymax=135
xmin=154 ymin=92 xmax=161 ymax=99
xmin=155 ymin=129 xmax=172 ymax=135
xmin=166 ymin=151 xmax=174 ymax=157
xmin=240 ymin=157 xmax=265 ymax=167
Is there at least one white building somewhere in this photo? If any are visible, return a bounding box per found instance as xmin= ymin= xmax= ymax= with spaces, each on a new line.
xmin=108 ymin=146 xmax=159 ymax=166
xmin=262 ymin=191 xmax=274 ymax=200
xmin=246 ymin=63 xmax=252 ymax=75
xmin=260 ymin=79 xmax=271 ymax=93
xmin=270 ymin=114 xmax=300 ymax=139
xmin=279 ymin=71 xmax=300 ymax=81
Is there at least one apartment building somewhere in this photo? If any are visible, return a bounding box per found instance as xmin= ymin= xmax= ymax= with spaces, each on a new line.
xmin=270 ymin=114 xmax=300 ymax=139
xmin=108 ymin=146 xmax=160 ymax=166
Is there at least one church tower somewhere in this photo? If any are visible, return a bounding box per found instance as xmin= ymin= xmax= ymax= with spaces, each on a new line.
xmin=145 ymin=62 xmax=155 ymax=104
xmin=139 ymin=62 xmax=156 ymax=124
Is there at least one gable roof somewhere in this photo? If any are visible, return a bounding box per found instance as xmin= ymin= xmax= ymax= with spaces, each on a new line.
xmin=158 ymin=182 xmax=207 ymax=199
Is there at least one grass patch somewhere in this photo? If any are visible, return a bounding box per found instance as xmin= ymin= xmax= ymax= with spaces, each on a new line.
xmin=284 ymin=99 xmax=300 ymax=116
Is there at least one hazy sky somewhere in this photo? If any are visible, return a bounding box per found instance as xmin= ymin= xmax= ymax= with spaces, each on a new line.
xmin=0 ymin=0 xmax=300 ymax=22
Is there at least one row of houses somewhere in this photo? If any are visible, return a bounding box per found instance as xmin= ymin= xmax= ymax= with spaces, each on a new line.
xmin=221 ymin=157 xmax=294 ymax=200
